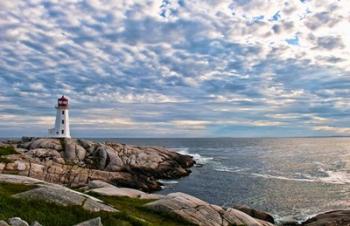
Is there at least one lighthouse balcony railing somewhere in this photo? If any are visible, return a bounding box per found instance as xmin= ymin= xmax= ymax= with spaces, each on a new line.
xmin=55 ymin=104 xmax=69 ymax=109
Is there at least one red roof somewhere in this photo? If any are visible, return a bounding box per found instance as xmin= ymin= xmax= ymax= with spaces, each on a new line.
xmin=58 ymin=96 xmax=68 ymax=101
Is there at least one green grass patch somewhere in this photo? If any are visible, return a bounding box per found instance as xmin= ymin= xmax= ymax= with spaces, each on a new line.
xmin=0 ymin=183 xmax=147 ymax=226
xmin=0 ymin=146 xmax=17 ymax=156
xmin=0 ymin=157 xmax=13 ymax=163
xmin=0 ymin=183 xmax=36 ymax=196
xmin=0 ymin=183 xmax=193 ymax=226
xmin=92 ymin=194 xmax=195 ymax=226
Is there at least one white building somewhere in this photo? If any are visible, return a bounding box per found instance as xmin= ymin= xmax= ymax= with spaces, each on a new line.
xmin=48 ymin=96 xmax=71 ymax=138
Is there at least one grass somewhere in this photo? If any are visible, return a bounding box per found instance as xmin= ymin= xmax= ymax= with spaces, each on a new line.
xmin=93 ymin=194 xmax=195 ymax=226
xmin=0 ymin=183 xmax=193 ymax=226
xmin=0 ymin=183 xmax=146 ymax=226
xmin=0 ymin=146 xmax=17 ymax=156
xmin=0 ymin=146 xmax=17 ymax=163
xmin=0 ymin=183 xmax=37 ymax=196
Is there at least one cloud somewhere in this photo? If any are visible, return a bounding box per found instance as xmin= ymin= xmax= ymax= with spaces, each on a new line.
xmin=316 ymin=36 xmax=344 ymax=50
xmin=1 ymin=0 xmax=350 ymax=137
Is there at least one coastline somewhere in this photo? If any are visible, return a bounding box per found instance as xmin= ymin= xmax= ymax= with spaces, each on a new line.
xmin=0 ymin=137 xmax=349 ymax=226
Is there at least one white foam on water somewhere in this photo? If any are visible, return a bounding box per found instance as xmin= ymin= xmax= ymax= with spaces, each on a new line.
xmin=212 ymin=164 xmax=350 ymax=185
xmin=317 ymin=170 xmax=350 ymax=184
xmin=172 ymin=147 xmax=214 ymax=165
xmin=250 ymin=173 xmax=316 ymax=183
xmin=214 ymin=165 xmax=249 ymax=173
xmin=158 ymin=179 xmax=179 ymax=184
xmin=250 ymin=170 xmax=350 ymax=185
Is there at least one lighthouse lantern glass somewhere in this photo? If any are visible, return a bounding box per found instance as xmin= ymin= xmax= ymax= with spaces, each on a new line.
xmin=58 ymin=98 xmax=68 ymax=107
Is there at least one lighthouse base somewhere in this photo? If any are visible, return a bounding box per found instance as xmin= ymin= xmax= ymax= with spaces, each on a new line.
xmin=48 ymin=128 xmax=71 ymax=138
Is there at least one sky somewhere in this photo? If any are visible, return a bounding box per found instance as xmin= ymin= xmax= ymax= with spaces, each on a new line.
xmin=1 ymin=0 xmax=350 ymax=138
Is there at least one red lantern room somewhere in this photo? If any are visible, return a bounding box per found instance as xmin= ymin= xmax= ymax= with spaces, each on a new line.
xmin=58 ymin=96 xmax=68 ymax=108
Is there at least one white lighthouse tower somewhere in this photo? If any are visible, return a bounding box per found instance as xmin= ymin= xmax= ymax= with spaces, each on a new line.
xmin=48 ymin=96 xmax=71 ymax=138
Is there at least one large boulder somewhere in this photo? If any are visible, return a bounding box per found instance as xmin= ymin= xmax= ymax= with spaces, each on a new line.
xmin=301 ymin=210 xmax=350 ymax=226
xmin=26 ymin=139 xmax=62 ymax=151
xmin=145 ymin=192 xmax=275 ymax=226
xmin=234 ymin=205 xmax=275 ymax=224
xmin=64 ymin=139 xmax=86 ymax=163
xmin=94 ymin=144 xmax=124 ymax=171
xmin=26 ymin=148 xmax=65 ymax=164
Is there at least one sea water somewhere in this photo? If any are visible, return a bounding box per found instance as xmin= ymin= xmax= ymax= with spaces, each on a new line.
xmin=101 ymin=137 xmax=350 ymax=222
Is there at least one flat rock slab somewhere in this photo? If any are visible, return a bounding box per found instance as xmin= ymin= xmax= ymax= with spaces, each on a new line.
xmin=13 ymin=185 xmax=117 ymax=212
xmin=145 ymin=192 xmax=275 ymax=226
xmin=0 ymin=174 xmax=117 ymax=213
xmin=13 ymin=186 xmax=85 ymax=206
xmin=88 ymin=180 xmax=163 ymax=199
xmin=0 ymin=174 xmax=45 ymax=185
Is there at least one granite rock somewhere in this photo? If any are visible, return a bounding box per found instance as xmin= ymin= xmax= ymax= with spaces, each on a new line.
xmin=0 ymin=220 xmax=9 ymax=226
xmin=145 ymin=192 xmax=275 ymax=226
xmin=87 ymin=180 xmax=163 ymax=199
xmin=0 ymin=174 xmax=117 ymax=213
xmin=8 ymin=217 xmax=29 ymax=226
xmin=301 ymin=210 xmax=350 ymax=226
xmin=234 ymin=204 xmax=275 ymax=223
xmin=1 ymin=137 xmax=195 ymax=192
xmin=73 ymin=217 xmax=103 ymax=226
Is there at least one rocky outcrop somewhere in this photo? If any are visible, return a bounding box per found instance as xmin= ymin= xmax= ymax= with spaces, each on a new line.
xmin=144 ymin=192 xmax=275 ymax=226
xmin=1 ymin=137 xmax=194 ymax=191
xmin=300 ymin=210 xmax=350 ymax=226
xmin=0 ymin=174 xmax=117 ymax=213
xmin=0 ymin=159 xmax=160 ymax=191
xmin=233 ymin=205 xmax=275 ymax=224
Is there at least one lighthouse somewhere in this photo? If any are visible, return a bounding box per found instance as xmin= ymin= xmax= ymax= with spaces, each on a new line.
xmin=48 ymin=96 xmax=71 ymax=138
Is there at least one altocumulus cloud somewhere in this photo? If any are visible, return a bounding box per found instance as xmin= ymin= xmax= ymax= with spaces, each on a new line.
xmin=1 ymin=0 xmax=350 ymax=137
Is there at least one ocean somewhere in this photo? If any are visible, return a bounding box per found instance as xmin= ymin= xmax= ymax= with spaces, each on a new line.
xmin=100 ymin=137 xmax=350 ymax=222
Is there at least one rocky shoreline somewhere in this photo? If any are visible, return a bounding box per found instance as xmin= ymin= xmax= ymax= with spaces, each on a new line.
xmin=0 ymin=137 xmax=195 ymax=192
xmin=0 ymin=137 xmax=349 ymax=226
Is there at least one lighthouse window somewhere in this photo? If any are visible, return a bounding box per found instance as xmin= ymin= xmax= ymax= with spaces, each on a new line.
xmin=62 ymin=111 xmax=64 ymax=115
xmin=61 ymin=130 xmax=64 ymax=134
xmin=62 ymin=120 xmax=64 ymax=124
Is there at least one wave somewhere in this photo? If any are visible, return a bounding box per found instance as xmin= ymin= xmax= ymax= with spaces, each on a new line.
xmin=214 ymin=165 xmax=250 ymax=173
xmin=158 ymin=179 xmax=179 ymax=184
xmin=213 ymin=165 xmax=350 ymax=185
xmin=252 ymin=170 xmax=350 ymax=184
xmin=316 ymin=170 xmax=350 ymax=184
xmin=173 ymin=148 xmax=214 ymax=165
xmin=250 ymin=173 xmax=316 ymax=183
